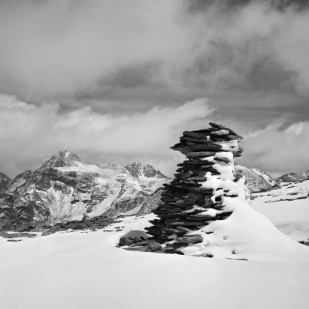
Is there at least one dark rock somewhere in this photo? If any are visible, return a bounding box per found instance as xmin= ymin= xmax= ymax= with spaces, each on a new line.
xmin=175 ymin=235 xmax=203 ymax=244
xmin=42 ymin=230 xmax=56 ymax=237
xmin=119 ymin=237 xmax=134 ymax=246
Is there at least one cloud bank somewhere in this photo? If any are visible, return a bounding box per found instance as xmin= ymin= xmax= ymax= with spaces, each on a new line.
xmin=0 ymin=95 xmax=213 ymax=177
xmin=1 ymin=94 xmax=309 ymax=179
xmin=0 ymin=0 xmax=309 ymax=178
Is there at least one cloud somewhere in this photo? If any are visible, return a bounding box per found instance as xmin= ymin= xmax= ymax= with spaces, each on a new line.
xmin=1 ymin=0 xmax=309 ymax=102
xmin=1 ymin=1 xmax=309 ymax=179
xmin=1 ymin=94 xmax=309 ymax=180
xmin=0 ymin=95 xmax=213 ymax=178
xmin=238 ymin=121 xmax=309 ymax=176
xmin=0 ymin=0 xmax=190 ymax=98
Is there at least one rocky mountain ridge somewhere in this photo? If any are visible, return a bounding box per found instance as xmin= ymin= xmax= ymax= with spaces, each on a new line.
xmin=276 ymin=170 xmax=309 ymax=183
xmin=0 ymin=149 xmax=304 ymax=232
xmin=234 ymin=164 xmax=279 ymax=193
xmin=0 ymin=151 xmax=170 ymax=231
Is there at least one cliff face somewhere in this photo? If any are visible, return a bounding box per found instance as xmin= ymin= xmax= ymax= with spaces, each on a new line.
xmin=234 ymin=165 xmax=278 ymax=193
xmin=0 ymin=151 xmax=170 ymax=231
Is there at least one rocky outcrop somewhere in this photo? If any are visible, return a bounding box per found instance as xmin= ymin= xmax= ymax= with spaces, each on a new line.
xmin=0 ymin=172 xmax=11 ymax=193
xmin=120 ymin=123 xmax=249 ymax=255
xmin=0 ymin=151 xmax=170 ymax=231
xmin=40 ymin=214 xmax=115 ymax=235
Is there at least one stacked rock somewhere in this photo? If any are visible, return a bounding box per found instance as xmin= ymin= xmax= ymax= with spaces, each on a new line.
xmin=144 ymin=122 xmax=244 ymax=254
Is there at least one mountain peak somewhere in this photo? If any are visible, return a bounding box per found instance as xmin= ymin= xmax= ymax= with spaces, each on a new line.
xmin=39 ymin=150 xmax=82 ymax=170
xmin=125 ymin=162 xmax=167 ymax=179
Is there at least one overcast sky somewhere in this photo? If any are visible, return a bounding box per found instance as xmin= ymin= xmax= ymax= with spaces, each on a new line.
xmin=1 ymin=0 xmax=309 ymax=178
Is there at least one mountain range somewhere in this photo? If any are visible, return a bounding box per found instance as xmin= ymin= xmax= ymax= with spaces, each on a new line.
xmin=0 ymin=151 xmax=169 ymax=231
xmin=0 ymin=150 xmax=305 ymax=231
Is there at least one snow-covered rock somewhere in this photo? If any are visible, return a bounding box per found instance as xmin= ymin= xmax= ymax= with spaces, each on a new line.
xmin=0 ymin=151 xmax=170 ymax=231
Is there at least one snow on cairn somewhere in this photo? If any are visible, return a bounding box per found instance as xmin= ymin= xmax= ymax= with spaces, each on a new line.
xmin=119 ymin=123 xmax=309 ymax=262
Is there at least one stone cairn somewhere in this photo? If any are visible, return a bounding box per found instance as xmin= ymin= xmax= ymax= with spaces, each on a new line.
xmin=119 ymin=122 xmax=243 ymax=254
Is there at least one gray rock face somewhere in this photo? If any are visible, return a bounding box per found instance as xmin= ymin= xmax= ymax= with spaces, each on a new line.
xmin=0 ymin=172 xmax=11 ymax=193
xmin=125 ymin=162 xmax=167 ymax=179
xmin=234 ymin=165 xmax=278 ymax=193
xmin=0 ymin=151 xmax=170 ymax=231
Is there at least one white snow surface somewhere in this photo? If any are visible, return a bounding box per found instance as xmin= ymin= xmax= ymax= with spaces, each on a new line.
xmin=1 ymin=213 xmax=309 ymax=309
xmin=253 ymin=197 xmax=309 ymax=242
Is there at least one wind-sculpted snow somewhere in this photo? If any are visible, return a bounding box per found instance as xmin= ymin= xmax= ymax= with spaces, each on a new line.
xmin=0 ymin=151 xmax=170 ymax=231
xmin=1 ymin=216 xmax=309 ymax=309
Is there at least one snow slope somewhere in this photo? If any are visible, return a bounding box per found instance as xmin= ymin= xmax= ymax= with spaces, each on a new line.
xmin=0 ymin=217 xmax=309 ymax=309
xmin=253 ymin=197 xmax=309 ymax=242
xmin=250 ymin=180 xmax=309 ymax=242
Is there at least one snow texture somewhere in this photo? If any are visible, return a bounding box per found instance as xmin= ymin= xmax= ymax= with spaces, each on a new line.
xmin=0 ymin=213 xmax=309 ymax=309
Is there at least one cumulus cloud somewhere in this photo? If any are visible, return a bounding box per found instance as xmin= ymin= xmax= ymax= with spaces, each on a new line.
xmin=0 ymin=95 xmax=213 ymax=178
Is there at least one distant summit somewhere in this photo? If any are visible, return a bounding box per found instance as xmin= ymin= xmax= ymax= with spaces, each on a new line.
xmin=39 ymin=150 xmax=82 ymax=170
xmin=277 ymin=170 xmax=309 ymax=183
xmin=125 ymin=162 xmax=168 ymax=179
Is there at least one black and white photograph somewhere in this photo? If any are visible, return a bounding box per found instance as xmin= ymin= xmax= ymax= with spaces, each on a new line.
xmin=0 ymin=1 xmax=309 ymax=308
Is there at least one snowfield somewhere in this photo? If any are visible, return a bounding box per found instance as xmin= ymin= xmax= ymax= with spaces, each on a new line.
xmin=252 ymin=183 xmax=309 ymax=242
xmin=1 ymin=198 xmax=309 ymax=308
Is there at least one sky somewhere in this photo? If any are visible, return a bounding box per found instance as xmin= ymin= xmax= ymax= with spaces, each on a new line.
xmin=1 ymin=0 xmax=309 ymax=178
